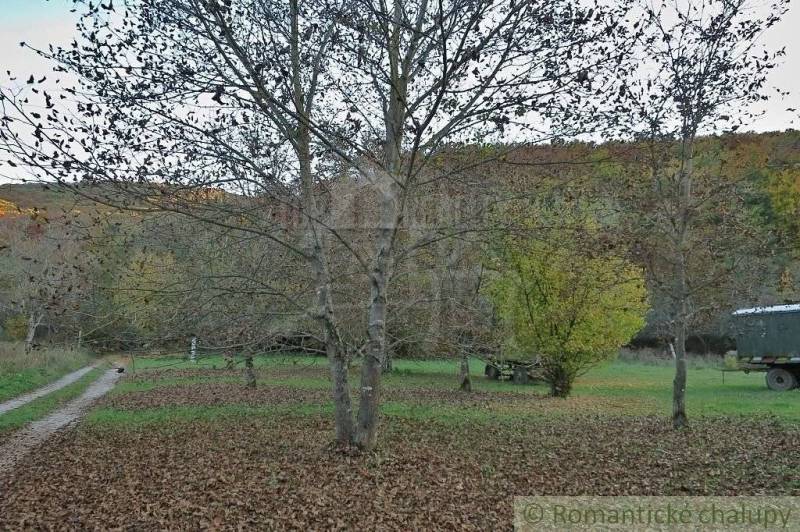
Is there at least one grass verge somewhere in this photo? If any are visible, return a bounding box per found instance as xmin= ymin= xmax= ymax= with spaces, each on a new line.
xmin=0 ymin=367 xmax=103 ymax=440
xmin=0 ymin=342 xmax=95 ymax=402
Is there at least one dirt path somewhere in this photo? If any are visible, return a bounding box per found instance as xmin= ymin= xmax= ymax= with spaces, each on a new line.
xmin=0 ymin=369 xmax=122 ymax=474
xmin=0 ymin=364 xmax=97 ymax=415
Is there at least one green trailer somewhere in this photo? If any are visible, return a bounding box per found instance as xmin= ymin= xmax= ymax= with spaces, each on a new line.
xmin=732 ymin=304 xmax=800 ymax=391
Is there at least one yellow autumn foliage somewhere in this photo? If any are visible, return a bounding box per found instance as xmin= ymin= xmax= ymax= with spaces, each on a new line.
xmin=486 ymin=208 xmax=648 ymax=396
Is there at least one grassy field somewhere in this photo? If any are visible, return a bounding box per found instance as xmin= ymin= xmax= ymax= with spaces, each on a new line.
xmin=107 ymin=353 xmax=800 ymax=422
xmin=0 ymin=342 xmax=95 ymax=402
xmin=1 ymin=353 xmax=798 ymax=529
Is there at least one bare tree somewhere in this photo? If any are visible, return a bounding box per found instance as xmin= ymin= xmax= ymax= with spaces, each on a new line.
xmin=0 ymin=213 xmax=89 ymax=352
xmin=1 ymin=0 xmax=635 ymax=449
xmin=616 ymin=0 xmax=787 ymax=428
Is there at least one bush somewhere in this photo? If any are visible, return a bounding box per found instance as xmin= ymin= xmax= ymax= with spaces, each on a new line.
xmin=3 ymin=315 xmax=28 ymax=341
xmin=486 ymin=208 xmax=649 ymax=397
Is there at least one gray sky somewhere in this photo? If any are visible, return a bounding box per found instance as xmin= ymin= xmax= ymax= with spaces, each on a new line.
xmin=0 ymin=0 xmax=798 ymax=183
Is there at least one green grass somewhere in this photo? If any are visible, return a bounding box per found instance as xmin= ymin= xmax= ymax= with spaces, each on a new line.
xmin=0 ymin=342 xmax=95 ymax=402
xmin=573 ymin=360 xmax=800 ymax=419
xmin=0 ymin=368 xmax=103 ymax=438
xmin=108 ymin=353 xmax=800 ymax=426
xmin=394 ymin=357 xmax=800 ymax=420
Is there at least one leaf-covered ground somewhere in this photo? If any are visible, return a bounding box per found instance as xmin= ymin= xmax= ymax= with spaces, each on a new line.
xmin=1 ymin=358 xmax=799 ymax=530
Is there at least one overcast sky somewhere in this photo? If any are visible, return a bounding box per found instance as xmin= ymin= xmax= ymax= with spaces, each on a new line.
xmin=0 ymin=0 xmax=798 ymax=184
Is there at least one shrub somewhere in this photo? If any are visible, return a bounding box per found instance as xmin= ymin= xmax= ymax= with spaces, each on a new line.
xmin=486 ymin=208 xmax=649 ymax=397
xmin=3 ymin=315 xmax=28 ymax=341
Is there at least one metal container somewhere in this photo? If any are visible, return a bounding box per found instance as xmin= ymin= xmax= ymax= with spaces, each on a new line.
xmin=732 ymin=304 xmax=800 ymax=361
xmin=731 ymin=304 xmax=800 ymax=391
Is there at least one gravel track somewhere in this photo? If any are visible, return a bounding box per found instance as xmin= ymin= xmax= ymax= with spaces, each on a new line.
xmin=0 ymin=369 xmax=122 ymax=474
xmin=0 ymin=365 xmax=97 ymax=415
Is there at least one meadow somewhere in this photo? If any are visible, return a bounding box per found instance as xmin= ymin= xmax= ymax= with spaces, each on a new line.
xmin=101 ymin=353 xmax=800 ymax=422
xmin=2 ymin=353 xmax=798 ymax=529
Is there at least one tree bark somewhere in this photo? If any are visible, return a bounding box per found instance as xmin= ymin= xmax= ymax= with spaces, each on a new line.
xmin=543 ymin=360 xmax=574 ymax=397
xmin=355 ymin=258 xmax=389 ymax=450
xmin=24 ymin=312 xmax=42 ymax=354
xmin=671 ymin=335 xmax=688 ymax=428
xmin=301 ymin=141 xmax=354 ymax=444
xmin=355 ymin=168 xmax=399 ymax=449
xmin=355 ymin=0 xmax=418 ymax=448
xmin=459 ymin=350 xmax=471 ymax=392
xmin=290 ymin=0 xmax=354 ymax=445
xmin=672 ymin=243 xmax=689 ymax=428
xmin=328 ymin=353 xmax=354 ymax=444
xmin=190 ymin=335 xmax=197 ymax=363
xmin=315 ymin=253 xmax=355 ymax=445
xmin=672 ymin=136 xmax=693 ymax=429
xmin=244 ymin=354 xmax=256 ymax=388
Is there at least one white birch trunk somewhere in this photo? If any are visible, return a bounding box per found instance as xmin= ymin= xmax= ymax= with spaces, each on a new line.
xmin=190 ymin=335 xmax=197 ymax=363
xmin=24 ymin=312 xmax=43 ymax=354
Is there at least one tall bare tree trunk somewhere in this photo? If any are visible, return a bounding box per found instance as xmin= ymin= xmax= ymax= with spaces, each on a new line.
xmin=300 ymin=149 xmax=354 ymax=443
xmin=459 ymin=350 xmax=471 ymax=392
xmin=672 ymin=322 xmax=688 ymax=428
xmin=290 ymin=0 xmax=354 ymax=445
xmin=672 ymin=137 xmax=693 ymax=429
xmin=304 ymin=171 xmax=354 ymax=445
xmin=309 ymin=222 xmax=355 ymax=445
xmin=244 ymin=354 xmax=256 ymax=388
xmin=328 ymin=352 xmax=354 ymax=442
xmin=190 ymin=335 xmax=197 ymax=363
xmin=355 ymin=0 xmax=425 ymax=448
xmin=672 ymin=239 xmax=689 ymax=428
xmin=355 ymin=135 xmax=403 ymax=450
xmin=355 ymin=155 xmax=401 ymax=449
xmin=24 ymin=312 xmax=42 ymax=354
xmin=355 ymin=221 xmax=393 ymax=449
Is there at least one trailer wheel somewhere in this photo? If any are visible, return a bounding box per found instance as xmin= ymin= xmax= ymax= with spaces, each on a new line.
xmin=485 ymin=364 xmax=500 ymax=380
xmin=766 ymin=367 xmax=797 ymax=391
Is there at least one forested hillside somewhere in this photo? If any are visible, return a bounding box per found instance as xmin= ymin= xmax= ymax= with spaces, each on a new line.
xmin=2 ymin=130 xmax=798 ymax=356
